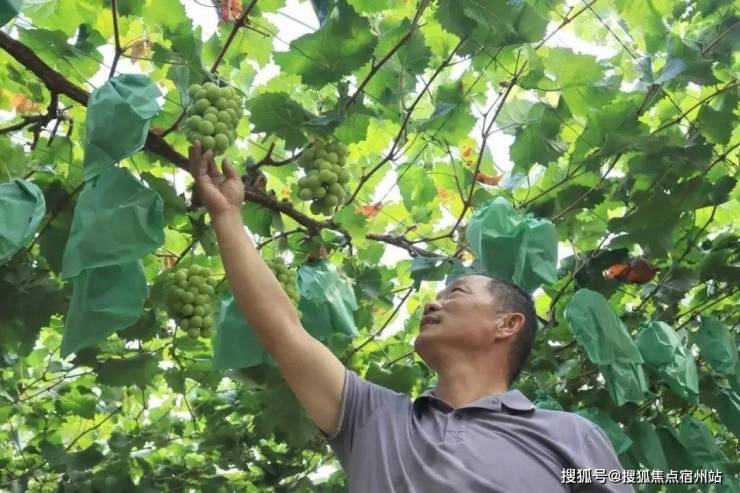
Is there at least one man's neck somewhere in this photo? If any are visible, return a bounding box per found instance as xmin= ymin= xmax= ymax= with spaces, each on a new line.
xmin=433 ymin=367 xmax=509 ymax=409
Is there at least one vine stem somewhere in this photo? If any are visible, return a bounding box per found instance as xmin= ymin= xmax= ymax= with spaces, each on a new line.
xmin=108 ymin=0 xmax=122 ymax=79
xmin=210 ymin=0 xmax=260 ymax=74
xmin=346 ymin=37 xmax=466 ymax=205
xmin=343 ymin=287 xmax=415 ymax=364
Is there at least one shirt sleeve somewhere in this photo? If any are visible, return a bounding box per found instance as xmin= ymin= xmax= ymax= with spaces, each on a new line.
xmin=320 ymin=368 xmax=401 ymax=468
xmin=574 ymin=424 xmax=636 ymax=493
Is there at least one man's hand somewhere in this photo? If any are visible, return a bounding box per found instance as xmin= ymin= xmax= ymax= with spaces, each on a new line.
xmin=189 ymin=141 xmax=244 ymax=217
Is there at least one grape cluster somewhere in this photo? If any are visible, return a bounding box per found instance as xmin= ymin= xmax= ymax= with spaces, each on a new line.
xmin=164 ymin=265 xmax=220 ymax=339
xmin=267 ymin=258 xmax=299 ymax=306
xmin=296 ymin=138 xmax=350 ymax=216
xmin=183 ymin=82 xmax=243 ymax=154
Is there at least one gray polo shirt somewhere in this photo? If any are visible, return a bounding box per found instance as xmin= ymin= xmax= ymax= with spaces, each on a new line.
xmin=323 ymin=369 xmax=635 ymax=493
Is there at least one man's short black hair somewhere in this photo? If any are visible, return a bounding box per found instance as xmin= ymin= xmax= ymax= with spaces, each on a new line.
xmin=484 ymin=276 xmax=538 ymax=386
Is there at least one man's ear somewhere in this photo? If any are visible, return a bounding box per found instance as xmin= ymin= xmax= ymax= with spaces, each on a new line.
xmin=496 ymin=313 xmax=524 ymax=340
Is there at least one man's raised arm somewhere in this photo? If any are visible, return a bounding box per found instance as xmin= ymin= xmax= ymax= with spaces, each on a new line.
xmin=189 ymin=142 xmax=346 ymax=436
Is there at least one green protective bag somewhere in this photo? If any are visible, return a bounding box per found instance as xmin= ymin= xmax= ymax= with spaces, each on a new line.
xmin=576 ymin=408 xmax=633 ymax=455
xmin=564 ymin=288 xmax=644 ymax=365
xmin=465 ymin=196 xmax=557 ymax=293
xmin=0 ymin=179 xmax=46 ymax=264
xmin=601 ymin=362 xmax=650 ymax=405
xmin=628 ymin=421 xmax=668 ymax=470
xmin=83 ymin=74 xmax=161 ymax=181
xmin=61 ymin=261 xmax=148 ymax=357
xmin=696 ymin=317 xmax=738 ymax=375
xmin=565 ymin=289 xmax=649 ymax=404
xmin=678 ymin=417 xmax=727 ymax=469
xmin=213 ymin=292 xmax=272 ymax=371
xmin=0 ymin=0 xmax=21 ymax=27
xmin=636 ymin=320 xmax=699 ymax=402
xmin=61 ymin=166 xmax=164 ymax=280
xmin=298 ymin=259 xmax=359 ymax=339
xmin=213 ymin=260 xmax=358 ymax=370
xmin=712 ymin=386 xmax=740 ymax=437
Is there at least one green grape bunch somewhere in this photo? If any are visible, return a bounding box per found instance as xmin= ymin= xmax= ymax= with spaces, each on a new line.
xmin=182 ymin=82 xmax=243 ymax=154
xmin=163 ymin=264 xmax=220 ymax=339
xmin=267 ymin=258 xmax=299 ymax=306
xmin=296 ymin=138 xmax=350 ymax=216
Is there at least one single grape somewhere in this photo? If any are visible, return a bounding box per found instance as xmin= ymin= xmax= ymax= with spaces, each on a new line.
xmin=202 ymin=136 xmax=215 ymax=150
xmin=319 ymin=169 xmax=333 ymax=183
xmin=194 ymin=305 xmax=206 ymax=317
xmin=182 ymin=304 xmax=195 ymax=316
xmin=310 ymin=202 xmax=321 ymax=214
xmin=206 ymin=86 xmax=220 ymax=101
xmin=298 ymin=188 xmax=313 ymax=200
xmin=325 ymin=194 xmax=338 ymax=207
xmin=215 ymin=98 xmax=229 ymax=110
xmin=200 ymin=327 xmax=212 ymax=338
xmin=188 ymin=328 xmax=200 ymax=339
xmin=204 ymin=106 xmax=218 ymax=116
xmin=188 ymin=84 xmax=202 ymax=97
xmin=316 ymin=149 xmax=328 ymax=159
xmin=203 ymin=113 xmax=218 ymax=124
xmin=314 ymin=187 xmax=327 ymax=199
xmin=214 ymin=134 xmax=229 ymax=152
xmin=193 ymin=98 xmax=208 ymax=113
xmin=190 ymin=315 xmax=203 ymax=328
xmin=326 ymin=152 xmax=338 ymax=163
xmin=198 ymin=121 xmax=215 ymax=136
xmin=207 ymin=277 xmax=219 ymax=287
xmin=337 ymin=169 xmax=350 ymax=183
xmin=175 ymin=271 xmax=187 ymax=282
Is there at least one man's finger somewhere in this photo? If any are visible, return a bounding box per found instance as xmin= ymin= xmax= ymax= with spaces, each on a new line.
xmin=189 ymin=141 xmax=206 ymax=178
xmin=222 ymin=159 xmax=238 ymax=180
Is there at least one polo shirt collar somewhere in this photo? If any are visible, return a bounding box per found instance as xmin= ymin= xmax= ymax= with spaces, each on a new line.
xmin=414 ymin=387 xmax=535 ymax=413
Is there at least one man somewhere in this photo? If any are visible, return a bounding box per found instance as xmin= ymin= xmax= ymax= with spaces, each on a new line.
xmin=189 ymin=143 xmax=634 ymax=492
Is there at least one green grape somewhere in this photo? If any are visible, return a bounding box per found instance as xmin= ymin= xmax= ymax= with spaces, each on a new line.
xmin=188 ymin=115 xmax=203 ymax=128
xmin=214 ymin=134 xmax=229 ymax=152
xmin=226 ymin=108 xmax=238 ymax=122
xmin=202 ymin=315 xmax=213 ymax=328
xmin=216 ymin=110 xmax=231 ymax=124
xmin=223 ymin=86 xmax=235 ymax=98
xmin=318 ymin=169 xmax=333 ymax=183
xmin=302 ymin=148 xmax=315 ymax=160
xmin=178 ymin=280 xmax=189 ymax=290
xmin=204 ymin=106 xmax=218 ymax=116
xmin=190 ymin=315 xmax=203 ymax=328
xmin=195 ymin=294 xmax=209 ymax=305
xmin=174 ymin=287 xmax=186 ymax=299
xmin=186 ymin=105 xmax=197 ymax=116
xmin=337 ymin=169 xmax=350 ymax=183
xmin=200 ymin=327 xmax=212 ymax=338
xmin=321 ymin=204 xmax=334 ymax=215
xmin=215 ymin=98 xmax=229 ymax=110
xmin=310 ymin=201 xmax=321 ymax=214
xmin=214 ymin=122 xmax=229 ymax=135
xmin=206 ymin=85 xmax=220 ymax=101
xmin=188 ymin=328 xmax=200 ymax=339
xmin=194 ymin=98 xmax=209 ymax=113
xmin=207 ymin=277 xmax=219 ymax=287
xmin=188 ymin=84 xmax=201 ymax=97
xmin=325 ymin=194 xmax=338 ymax=207
xmin=314 ymin=186 xmax=327 ymax=199
xmin=200 ymin=284 xmax=215 ymax=296
xmin=182 ymin=304 xmax=194 ymax=316
xmin=298 ymin=188 xmax=313 ymax=200
xmin=227 ymin=99 xmax=240 ymax=111
xmin=189 ymin=275 xmax=203 ymax=285
xmin=194 ymin=305 xmax=206 ymax=317
xmin=305 ymin=175 xmax=320 ymax=188
xmin=203 ymin=113 xmax=218 ymax=124
xmin=198 ymin=121 xmax=215 ymax=136
xmin=180 ymin=317 xmax=190 ymax=329
xmin=316 ymin=149 xmax=328 ymax=159
xmin=202 ymin=136 xmax=215 ymax=150
xmin=326 ymin=152 xmax=338 ymax=163
xmin=175 ymin=271 xmax=187 ymax=282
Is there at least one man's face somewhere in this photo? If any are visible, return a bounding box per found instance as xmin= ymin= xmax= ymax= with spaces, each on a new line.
xmin=414 ymin=275 xmax=505 ymax=365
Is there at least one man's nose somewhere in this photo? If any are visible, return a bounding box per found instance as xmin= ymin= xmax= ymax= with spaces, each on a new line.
xmin=423 ymin=301 xmax=442 ymax=315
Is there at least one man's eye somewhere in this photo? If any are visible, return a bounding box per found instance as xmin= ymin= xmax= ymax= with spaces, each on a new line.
xmin=452 ymin=287 xmax=464 ymax=293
